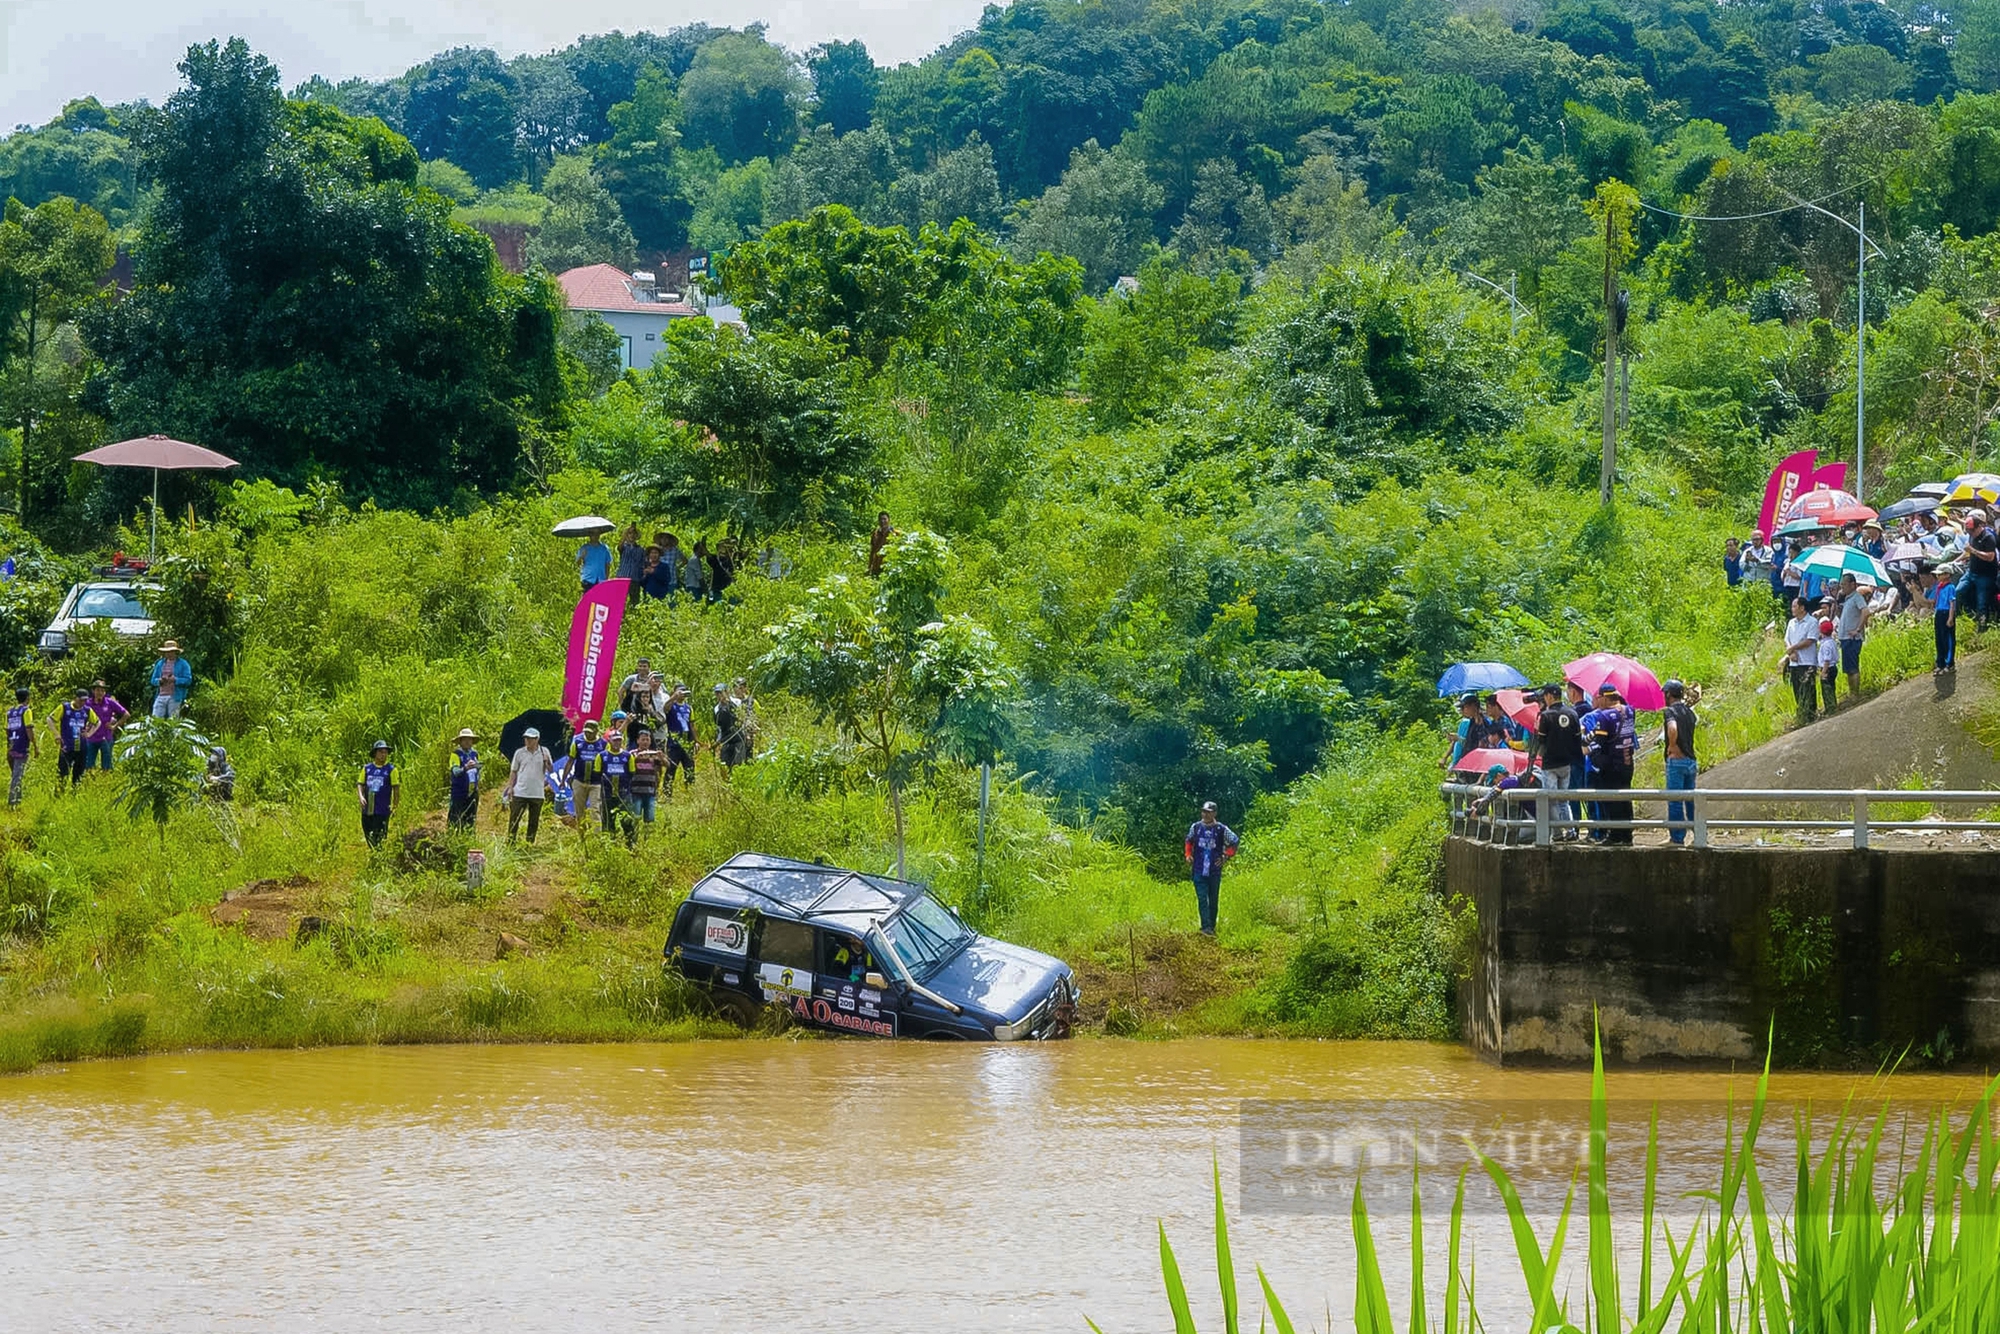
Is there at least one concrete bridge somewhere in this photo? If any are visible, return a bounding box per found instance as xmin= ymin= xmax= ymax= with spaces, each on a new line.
xmin=1447 ymin=786 xmax=2000 ymax=1068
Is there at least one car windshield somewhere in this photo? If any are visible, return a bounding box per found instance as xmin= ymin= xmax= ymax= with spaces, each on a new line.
xmin=72 ymin=587 xmax=150 ymax=620
xmin=877 ymin=894 xmax=974 ymax=981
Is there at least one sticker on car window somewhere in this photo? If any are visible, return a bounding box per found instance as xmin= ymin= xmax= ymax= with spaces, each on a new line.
xmin=703 ymin=917 xmax=748 ymax=954
xmin=757 ymin=962 xmax=814 ymax=999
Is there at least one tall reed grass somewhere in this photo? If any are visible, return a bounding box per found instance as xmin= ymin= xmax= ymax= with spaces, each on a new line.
xmin=1112 ymin=1032 xmax=2000 ymax=1333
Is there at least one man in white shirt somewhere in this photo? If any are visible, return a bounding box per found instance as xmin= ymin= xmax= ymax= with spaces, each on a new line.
xmin=1779 ymin=597 xmax=1820 ymax=724
xmin=507 ymin=728 xmax=555 ymax=844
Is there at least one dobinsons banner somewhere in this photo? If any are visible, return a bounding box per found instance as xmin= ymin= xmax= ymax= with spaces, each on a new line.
xmin=1807 ymin=460 xmax=1851 ymax=495
xmin=1757 ymin=448 xmax=1818 ymax=538
xmin=563 ymin=579 xmax=628 ymax=726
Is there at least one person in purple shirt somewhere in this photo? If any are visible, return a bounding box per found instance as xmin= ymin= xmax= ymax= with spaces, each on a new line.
xmin=82 ymin=679 xmax=128 ymax=775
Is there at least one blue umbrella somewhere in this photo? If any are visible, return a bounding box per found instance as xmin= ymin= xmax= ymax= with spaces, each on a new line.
xmin=1436 ymin=661 xmax=1529 ymax=697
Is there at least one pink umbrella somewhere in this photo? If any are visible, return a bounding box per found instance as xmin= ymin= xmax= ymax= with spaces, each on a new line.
xmin=1494 ymin=688 xmax=1541 ymax=730
xmin=1451 ymin=747 xmax=1532 ymax=776
xmin=1563 ymin=652 xmax=1667 ymax=711
xmin=74 ymin=435 xmax=239 ymax=558
xmin=1782 ymin=487 xmax=1876 ymax=528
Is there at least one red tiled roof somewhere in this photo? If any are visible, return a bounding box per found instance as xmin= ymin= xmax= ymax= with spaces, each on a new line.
xmin=556 ymin=263 xmax=700 ymax=316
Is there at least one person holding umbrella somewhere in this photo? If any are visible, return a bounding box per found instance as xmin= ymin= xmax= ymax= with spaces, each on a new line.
xmin=1580 ymin=685 xmax=1636 ymax=844
xmin=506 ymin=728 xmax=554 ymax=844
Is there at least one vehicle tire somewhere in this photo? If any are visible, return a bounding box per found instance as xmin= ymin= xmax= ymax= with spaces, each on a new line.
xmin=707 ymin=988 xmax=760 ymax=1028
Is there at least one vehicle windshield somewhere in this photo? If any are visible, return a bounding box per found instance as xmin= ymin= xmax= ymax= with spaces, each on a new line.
xmin=876 ymin=894 xmax=974 ymax=981
xmin=72 ymin=587 xmax=150 ymax=620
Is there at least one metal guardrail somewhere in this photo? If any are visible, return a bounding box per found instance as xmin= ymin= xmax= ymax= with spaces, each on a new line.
xmin=1440 ymin=782 xmax=2000 ymax=849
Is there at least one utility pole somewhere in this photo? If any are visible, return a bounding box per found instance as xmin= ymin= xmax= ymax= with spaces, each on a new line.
xmin=1856 ymin=199 xmax=1867 ymax=502
xmin=1601 ymin=207 xmax=1618 ymax=507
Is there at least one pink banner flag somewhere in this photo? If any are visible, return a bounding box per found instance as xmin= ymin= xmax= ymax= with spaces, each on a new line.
xmin=1757 ymin=448 xmax=1817 ymax=538
xmin=563 ymin=579 xmax=628 ymax=727
xmin=1807 ymin=460 xmax=1850 ymax=494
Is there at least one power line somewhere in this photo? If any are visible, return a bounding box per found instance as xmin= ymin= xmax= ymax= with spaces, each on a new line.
xmin=1636 ymin=179 xmax=1877 ymax=225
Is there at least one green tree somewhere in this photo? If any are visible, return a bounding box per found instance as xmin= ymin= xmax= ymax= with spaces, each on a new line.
xmin=756 ymin=529 xmax=1014 ymax=877
xmin=1008 ymin=140 xmax=1164 ymax=292
xmin=1809 ymin=45 xmax=1912 ymax=107
xmin=678 ymin=30 xmax=804 ymax=165
xmin=595 ymin=68 xmax=688 ymax=252
xmin=1459 ymin=147 xmax=1588 ymax=303
xmin=1960 ymin=0 xmax=2000 ymax=93
xmin=1080 ymin=256 xmax=1239 ymax=426
xmin=686 ymin=156 xmax=772 ymax=253
xmin=892 ymin=136 xmax=1002 ymax=233
xmin=807 ymin=40 xmax=880 ymax=135
xmin=88 ymin=39 xmax=565 ymax=508
xmin=0 ymin=100 xmax=143 ymax=227
xmin=115 ymin=714 xmax=213 ymax=848
xmin=416 ymin=159 xmax=479 ymax=204
xmin=0 ymin=195 xmax=115 ymax=521
xmin=402 ymin=48 xmax=520 ymax=188
xmin=526 ymin=154 xmax=637 ymax=272
xmin=633 ymin=319 xmax=875 ymax=537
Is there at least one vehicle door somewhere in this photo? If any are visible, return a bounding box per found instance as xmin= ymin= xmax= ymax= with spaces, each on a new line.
xmin=749 ymin=917 xmax=819 ymax=1020
xmin=671 ymin=903 xmax=753 ymax=993
xmin=810 ymin=930 xmax=898 ymax=1037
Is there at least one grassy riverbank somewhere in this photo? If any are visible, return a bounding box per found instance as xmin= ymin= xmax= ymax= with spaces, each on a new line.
xmin=0 ymin=462 xmax=1945 ymax=1074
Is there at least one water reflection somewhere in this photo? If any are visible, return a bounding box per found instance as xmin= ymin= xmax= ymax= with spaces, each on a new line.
xmin=0 ymin=1040 xmax=1988 ymax=1332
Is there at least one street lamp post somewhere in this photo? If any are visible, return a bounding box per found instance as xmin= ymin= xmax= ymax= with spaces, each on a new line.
xmin=1461 ymin=270 xmax=1528 ymax=338
xmin=1786 ymin=194 xmax=1885 ymax=502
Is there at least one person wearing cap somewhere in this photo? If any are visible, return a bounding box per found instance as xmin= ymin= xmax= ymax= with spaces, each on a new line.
xmin=617 ymin=658 xmax=655 ymax=739
xmin=149 ymin=640 xmax=192 ymax=719
xmin=1441 ymin=693 xmax=1480 ymax=771
xmin=570 ymin=718 xmax=607 ymax=822
xmin=358 ymin=741 xmax=397 ymax=848
xmin=5 ymin=685 xmax=33 ymax=807
xmin=1579 ymin=685 xmax=1636 ymax=845
xmin=204 ymin=746 xmax=235 ymax=802
xmin=82 ymin=679 xmax=128 ymax=775
xmin=1661 ymin=680 xmax=1699 ymax=846
xmin=1858 ymin=522 xmax=1886 ymax=561
xmin=1534 ymin=684 xmax=1584 ymax=840
xmin=55 ymin=689 xmax=99 ymax=791
xmin=663 ymin=682 xmax=697 ymax=793
xmin=447 ymin=728 xmax=482 ymax=830
xmin=1183 ymin=801 xmax=1239 ymax=937
xmin=1932 ymin=564 xmax=1959 ymax=677
xmin=1836 ymin=572 xmax=1872 ymax=700
xmin=1815 ymin=612 xmax=1840 ymax=714
xmin=597 ymin=729 xmax=634 ymax=842
xmin=507 ymin=728 xmax=553 ymax=844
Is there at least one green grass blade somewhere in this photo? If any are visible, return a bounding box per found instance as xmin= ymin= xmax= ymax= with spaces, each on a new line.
xmin=1409 ymin=1161 xmax=1428 ymax=1334
xmin=1161 ymin=1221 xmax=1197 ymax=1334
xmin=1587 ymin=1017 xmax=1620 ymax=1328
xmin=1256 ymin=1267 xmax=1297 ymax=1334
xmin=1214 ymin=1154 xmax=1239 ymax=1334
xmin=1353 ymin=1179 xmax=1396 ymax=1334
xmin=1446 ymin=1168 xmax=1466 ymax=1334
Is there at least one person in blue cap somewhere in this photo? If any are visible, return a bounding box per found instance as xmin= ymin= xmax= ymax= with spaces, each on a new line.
xmin=358 ymin=741 xmax=397 ymax=847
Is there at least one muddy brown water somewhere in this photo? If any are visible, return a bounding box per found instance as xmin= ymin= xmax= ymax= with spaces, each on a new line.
xmin=1 ymin=1040 xmax=1990 ymax=1331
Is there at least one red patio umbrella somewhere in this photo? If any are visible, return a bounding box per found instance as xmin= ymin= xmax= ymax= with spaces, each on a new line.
xmin=1781 ymin=487 xmax=1876 ymax=528
xmin=1451 ymin=747 xmax=1532 ymax=776
xmin=1563 ymin=652 xmax=1667 ymax=711
xmin=1494 ymin=688 xmax=1541 ymax=731
xmin=73 ymin=435 xmax=239 ymax=559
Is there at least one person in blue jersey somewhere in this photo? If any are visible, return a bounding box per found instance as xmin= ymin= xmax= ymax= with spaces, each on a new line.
xmin=1183 ymin=801 xmax=1239 ymax=938
xmin=447 ymin=728 xmax=481 ymax=830
xmin=358 ymin=741 xmax=397 ymax=848
xmin=570 ymin=717 xmax=607 ymax=824
xmin=55 ymin=689 xmax=99 ymax=791
xmin=6 ymin=686 xmax=35 ymax=808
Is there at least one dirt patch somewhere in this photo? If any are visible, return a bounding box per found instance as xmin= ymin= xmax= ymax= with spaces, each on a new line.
xmin=211 ymin=875 xmax=318 ymax=942
xmin=1070 ymin=926 xmax=1244 ymax=1029
xmin=1702 ymin=651 xmax=2000 ymax=810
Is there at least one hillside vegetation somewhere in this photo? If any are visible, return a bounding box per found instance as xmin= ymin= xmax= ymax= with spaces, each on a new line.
xmin=3 ymin=0 xmax=2000 ymax=1063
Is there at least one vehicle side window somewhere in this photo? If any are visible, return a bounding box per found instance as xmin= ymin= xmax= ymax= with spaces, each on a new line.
xmin=821 ymin=933 xmax=872 ymax=977
xmin=756 ymin=918 xmax=816 ymax=971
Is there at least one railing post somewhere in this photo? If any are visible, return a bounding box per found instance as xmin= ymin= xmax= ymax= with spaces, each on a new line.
xmin=1535 ymin=787 xmax=1550 ymax=847
xmin=1853 ymin=792 xmax=1869 ymax=850
xmin=1692 ymin=790 xmax=1707 ymax=849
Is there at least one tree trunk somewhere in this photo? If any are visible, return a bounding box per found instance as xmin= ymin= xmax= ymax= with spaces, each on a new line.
xmin=18 ymin=294 xmax=38 ymax=521
xmin=890 ymin=776 xmax=906 ymax=880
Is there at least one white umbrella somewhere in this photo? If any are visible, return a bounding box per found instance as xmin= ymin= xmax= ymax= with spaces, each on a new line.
xmin=551 ymin=515 xmax=616 ymax=538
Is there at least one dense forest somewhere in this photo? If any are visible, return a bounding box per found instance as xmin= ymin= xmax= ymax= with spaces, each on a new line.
xmin=1 ymin=0 xmax=1997 ymax=1050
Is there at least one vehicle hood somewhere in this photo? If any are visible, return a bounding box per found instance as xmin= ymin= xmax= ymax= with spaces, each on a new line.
xmin=921 ymin=935 xmax=1070 ymax=1022
xmin=51 ymin=616 xmax=154 ymax=633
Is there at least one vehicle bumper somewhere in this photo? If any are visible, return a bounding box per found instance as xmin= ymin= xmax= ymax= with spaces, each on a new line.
xmin=993 ymin=976 xmax=1080 ymax=1041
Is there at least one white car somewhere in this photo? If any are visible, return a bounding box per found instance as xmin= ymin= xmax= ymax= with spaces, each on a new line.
xmin=39 ymin=580 xmax=159 ymax=656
